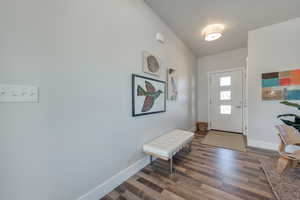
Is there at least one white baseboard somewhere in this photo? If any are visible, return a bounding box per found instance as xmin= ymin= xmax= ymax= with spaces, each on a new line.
xmin=247 ymin=139 xmax=278 ymax=151
xmin=77 ymin=156 xmax=150 ymax=200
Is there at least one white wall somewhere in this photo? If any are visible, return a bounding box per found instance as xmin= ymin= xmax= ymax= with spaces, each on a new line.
xmin=197 ymin=48 xmax=247 ymax=122
xmin=0 ymin=0 xmax=197 ymax=199
xmin=248 ymin=18 xmax=300 ymax=150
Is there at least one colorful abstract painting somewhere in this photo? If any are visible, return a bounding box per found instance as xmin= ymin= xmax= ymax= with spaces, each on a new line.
xmin=132 ymin=74 xmax=166 ymax=116
xmin=262 ymin=69 xmax=300 ymax=100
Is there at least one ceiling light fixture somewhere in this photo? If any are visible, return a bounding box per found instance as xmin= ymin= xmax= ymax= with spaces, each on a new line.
xmin=202 ymin=24 xmax=225 ymax=41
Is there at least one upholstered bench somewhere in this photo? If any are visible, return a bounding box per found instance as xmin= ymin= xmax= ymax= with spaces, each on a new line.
xmin=143 ymin=129 xmax=194 ymax=173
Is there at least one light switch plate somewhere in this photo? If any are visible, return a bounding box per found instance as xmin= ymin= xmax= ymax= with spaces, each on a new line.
xmin=0 ymin=84 xmax=39 ymax=102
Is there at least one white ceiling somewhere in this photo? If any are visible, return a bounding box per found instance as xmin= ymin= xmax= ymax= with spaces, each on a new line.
xmin=145 ymin=0 xmax=300 ymax=57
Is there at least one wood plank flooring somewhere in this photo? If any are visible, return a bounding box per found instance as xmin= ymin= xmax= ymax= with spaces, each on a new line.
xmin=101 ymin=134 xmax=278 ymax=200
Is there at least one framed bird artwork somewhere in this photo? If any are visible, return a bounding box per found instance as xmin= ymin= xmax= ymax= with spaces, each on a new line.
xmin=132 ymin=74 xmax=166 ymax=116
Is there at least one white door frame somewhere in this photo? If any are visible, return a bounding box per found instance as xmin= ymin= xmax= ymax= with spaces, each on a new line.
xmin=207 ymin=67 xmax=247 ymax=135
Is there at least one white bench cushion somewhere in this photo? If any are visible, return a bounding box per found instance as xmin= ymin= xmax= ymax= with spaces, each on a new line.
xmin=143 ymin=129 xmax=194 ymax=159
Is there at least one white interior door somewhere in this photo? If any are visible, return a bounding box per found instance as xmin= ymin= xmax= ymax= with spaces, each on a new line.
xmin=209 ymin=70 xmax=244 ymax=133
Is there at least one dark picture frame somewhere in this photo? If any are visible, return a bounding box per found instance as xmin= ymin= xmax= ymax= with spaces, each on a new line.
xmin=132 ymin=74 xmax=166 ymax=117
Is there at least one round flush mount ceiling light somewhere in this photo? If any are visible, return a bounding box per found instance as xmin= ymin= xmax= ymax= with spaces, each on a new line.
xmin=202 ymin=24 xmax=225 ymax=41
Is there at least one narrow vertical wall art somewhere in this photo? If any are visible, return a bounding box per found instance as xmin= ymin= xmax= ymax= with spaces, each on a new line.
xmin=167 ymin=68 xmax=178 ymax=100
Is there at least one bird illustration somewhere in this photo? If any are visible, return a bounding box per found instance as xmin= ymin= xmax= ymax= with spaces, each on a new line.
xmin=137 ymin=81 xmax=163 ymax=112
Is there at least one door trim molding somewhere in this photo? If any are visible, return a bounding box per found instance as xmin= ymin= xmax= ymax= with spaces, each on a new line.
xmin=207 ymin=67 xmax=247 ymax=135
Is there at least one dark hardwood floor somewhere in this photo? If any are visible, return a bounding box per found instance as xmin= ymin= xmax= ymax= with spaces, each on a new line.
xmin=101 ymin=134 xmax=278 ymax=200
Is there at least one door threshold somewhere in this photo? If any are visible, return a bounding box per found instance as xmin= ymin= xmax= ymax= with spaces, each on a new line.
xmin=210 ymin=129 xmax=243 ymax=134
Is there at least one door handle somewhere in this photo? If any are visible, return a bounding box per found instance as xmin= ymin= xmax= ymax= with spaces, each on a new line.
xmin=236 ymin=106 xmax=242 ymax=109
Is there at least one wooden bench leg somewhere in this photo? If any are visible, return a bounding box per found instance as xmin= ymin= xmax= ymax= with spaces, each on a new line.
xmin=183 ymin=142 xmax=192 ymax=153
xmin=277 ymin=157 xmax=290 ymax=174
xmin=150 ymin=155 xmax=153 ymax=165
xmin=189 ymin=142 xmax=192 ymax=152
xmin=170 ymin=157 xmax=173 ymax=174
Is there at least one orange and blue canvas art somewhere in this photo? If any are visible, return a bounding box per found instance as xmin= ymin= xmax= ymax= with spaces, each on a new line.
xmin=262 ymin=69 xmax=300 ymax=100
